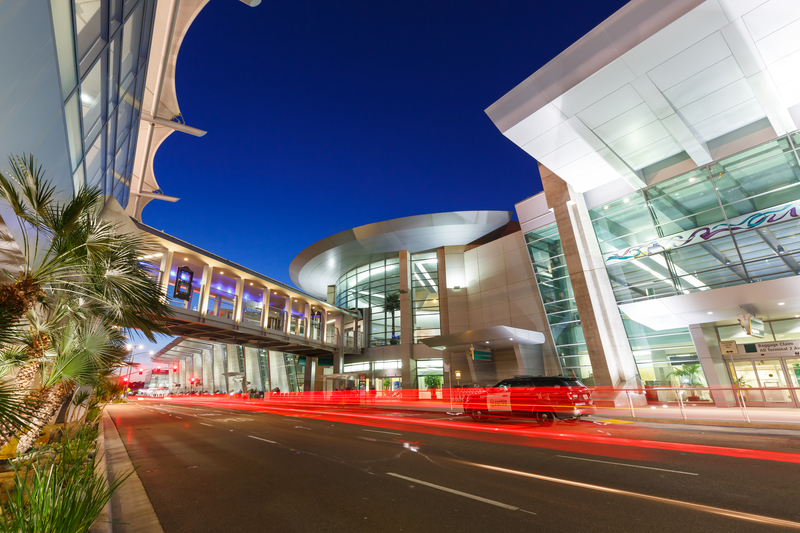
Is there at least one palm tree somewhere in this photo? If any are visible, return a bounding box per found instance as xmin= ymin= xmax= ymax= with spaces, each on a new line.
xmin=384 ymin=292 xmax=400 ymax=345
xmin=0 ymin=155 xmax=173 ymax=451
xmin=666 ymin=364 xmax=703 ymax=386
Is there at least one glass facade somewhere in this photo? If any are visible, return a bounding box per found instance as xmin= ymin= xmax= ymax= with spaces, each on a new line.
xmin=335 ymin=258 xmax=401 ymax=346
xmin=524 ymin=223 xmax=592 ymax=381
xmin=583 ymin=134 xmax=800 ymax=387
xmin=49 ymin=0 xmax=155 ymax=206
xmin=589 ymin=135 xmax=800 ymax=304
xmin=411 ymin=253 xmax=440 ymax=343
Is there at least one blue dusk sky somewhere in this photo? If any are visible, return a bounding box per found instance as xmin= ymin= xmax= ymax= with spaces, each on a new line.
xmin=134 ymin=0 xmax=630 ymax=362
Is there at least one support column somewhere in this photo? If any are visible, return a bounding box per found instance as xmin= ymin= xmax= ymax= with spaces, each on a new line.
xmin=689 ymin=324 xmax=737 ymax=407
xmin=193 ymin=353 xmax=203 ymax=391
xmin=212 ymin=344 xmax=225 ymax=392
xmin=233 ymin=277 xmax=244 ymax=323
xmin=321 ymin=309 xmax=328 ymax=344
xmin=260 ymin=287 xmax=271 ymax=330
xmin=244 ymin=347 xmax=262 ymax=392
xmin=199 ymin=265 xmax=212 ymax=316
xmin=158 ymin=251 xmax=174 ymax=296
xmin=303 ymin=302 xmax=311 ymax=340
xmin=304 ymin=356 xmax=317 ymax=392
xmin=398 ymin=250 xmax=415 ymax=393
xmin=333 ymin=315 xmax=344 ymax=374
xmin=541 ymin=164 xmax=638 ymax=392
xmin=203 ymin=349 xmax=213 ymax=393
xmin=284 ymin=297 xmax=293 ymax=335
xmin=178 ymin=359 xmax=186 ymax=391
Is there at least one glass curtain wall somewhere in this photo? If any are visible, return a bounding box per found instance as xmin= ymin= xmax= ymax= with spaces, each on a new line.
xmin=411 ymin=253 xmax=441 ymax=343
xmin=335 ymin=258 xmax=401 ymax=346
xmin=590 ymin=134 xmax=800 ymax=303
xmin=50 ymin=0 xmax=155 ymax=206
xmin=524 ymin=223 xmax=592 ymax=381
xmin=587 ymin=134 xmax=800 ymax=387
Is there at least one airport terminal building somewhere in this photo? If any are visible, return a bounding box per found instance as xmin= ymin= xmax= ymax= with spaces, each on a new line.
xmin=1 ymin=0 xmax=799 ymax=406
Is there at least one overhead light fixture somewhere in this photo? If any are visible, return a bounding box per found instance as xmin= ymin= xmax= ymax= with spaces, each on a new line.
xmin=777 ymin=245 xmax=786 ymax=255
xmin=509 ymin=338 xmax=513 ymax=341
xmin=689 ymin=177 xmax=696 ymax=182
xmin=603 ymin=205 xmax=609 ymax=210
xmin=485 ymin=341 xmax=489 ymax=344
xmin=183 ymin=257 xmax=188 ymax=261
xmin=623 ymin=198 xmax=630 ymax=204
xmin=647 ymin=244 xmax=665 ymax=254
xmin=779 ymin=302 xmax=785 ymax=305
xmin=249 ymin=282 xmax=253 ymax=286
xmin=707 ymin=312 xmax=713 ymax=315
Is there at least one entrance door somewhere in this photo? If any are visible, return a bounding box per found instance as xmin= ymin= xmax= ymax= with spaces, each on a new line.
xmin=729 ymin=361 xmax=764 ymax=406
xmin=754 ymin=360 xmax=793 ymax=405
xmin=783 ymin=358 xmax=800 ymax=405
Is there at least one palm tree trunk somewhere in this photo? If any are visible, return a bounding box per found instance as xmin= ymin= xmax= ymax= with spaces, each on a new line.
xmin=16 ymin=382 xmax=75 ymax=454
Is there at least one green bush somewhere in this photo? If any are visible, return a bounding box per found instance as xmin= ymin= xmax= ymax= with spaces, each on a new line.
xmin=0 ymin=425 xmax=130 ymax=532
xmin=424 ymin=375 xmax=443 ymax=389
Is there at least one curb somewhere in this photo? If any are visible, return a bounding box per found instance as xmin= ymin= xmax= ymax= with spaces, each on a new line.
xmin=100 ymin=409 xmax=164 ymax=533
xmin=589 ymin=415 xmax=800 ymax=431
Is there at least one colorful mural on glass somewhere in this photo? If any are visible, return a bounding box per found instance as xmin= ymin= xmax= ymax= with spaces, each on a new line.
xmin=606 ymin=199 xmax=800 ymax=265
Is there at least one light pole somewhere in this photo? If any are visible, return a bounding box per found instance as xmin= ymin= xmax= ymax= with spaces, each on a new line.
xmin=125 ymin=344 xmax=144 ymax=395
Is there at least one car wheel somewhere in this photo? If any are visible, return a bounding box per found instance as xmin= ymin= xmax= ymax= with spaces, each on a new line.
xmin=535 ymin=411 xmax=555 ymax=426
xmin=471 ymin=409 xmax=488 ymax=422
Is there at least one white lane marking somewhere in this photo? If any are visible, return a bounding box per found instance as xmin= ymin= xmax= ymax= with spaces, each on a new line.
xmin=294 ymin=426 xmax=311 ymax=430
xmin=363 ymin=429 xmax=402 ymax=436
xmin=556 ymin=455 xmax=698 ymax=476
xmin=462 ymin=461 xmax=800 ymax=529
xmin=174 ymin=416 xmax=183 ymax=419
xmin=249 ymin=436 xmax=277 ymax=444
xmin=200 ymin=423 xmax=213 ymax=427
xmin=386 ymin=473 xmax=532 ymax=514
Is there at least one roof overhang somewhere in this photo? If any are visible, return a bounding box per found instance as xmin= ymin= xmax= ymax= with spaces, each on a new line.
xmin=421 ymin=326 xmax=546 ymax=351
xmin=487 ymin=0 xmax=800 ymax=193
xmin=290 ymin=211 xmax=512 ymax=298
xmin=619 ymin=274 xmax=800 ymax=330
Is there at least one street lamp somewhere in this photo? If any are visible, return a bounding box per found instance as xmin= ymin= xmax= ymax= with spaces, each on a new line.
xmin=124 ymin=344 xmax=145 ymax=395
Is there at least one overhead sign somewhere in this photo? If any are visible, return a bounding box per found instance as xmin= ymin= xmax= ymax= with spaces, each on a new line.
xmin=470 ymin=347 xmax=492 ymax=361
xmin=173 ymin=265 xmax=194 ymax=301
xmin=754 ymin=340 xmax=800 ymax=354
xmin=750 ymin=317 xmax=764 ymax=338
xmin=719 ymin=341 xmax=738 ymax=355
xmin=444 ymin=363 xmax=450 ymax=372
xmin=455 ymin=370 xmax=461 ymax=379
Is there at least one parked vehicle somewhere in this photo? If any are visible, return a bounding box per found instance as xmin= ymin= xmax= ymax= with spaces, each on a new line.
xmin=462 ymin=376 xmax=596 ymax=425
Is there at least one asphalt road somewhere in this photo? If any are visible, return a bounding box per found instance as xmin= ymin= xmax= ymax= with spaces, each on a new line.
xmin=107 ymin=399 xmax=800 ymax=532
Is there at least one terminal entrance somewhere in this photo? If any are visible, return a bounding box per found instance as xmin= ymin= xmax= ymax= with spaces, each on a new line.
xmin=728 ymin=358 xmax=800 ymax=407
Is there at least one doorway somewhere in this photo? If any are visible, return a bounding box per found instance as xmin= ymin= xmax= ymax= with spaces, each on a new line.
xmin=728 ymin=358 xmax=799 ymax=407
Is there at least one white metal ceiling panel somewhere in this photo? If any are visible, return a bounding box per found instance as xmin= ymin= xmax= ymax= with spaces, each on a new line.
xmin=662 ymin=56 xmax=744 ymax=109
xmin=550 ymin=60 xmax=636 ymax=117
xmin=755 ymin=17 xmax=800 ymax=65
xmin=593 ymin=102 xmax=659 ymax=144
xmin=678 ymin=77 xmax=756 ymax=124
xmin=620 ymin=2 xmax=730 ymax=77
xmin=691 ymin=97 xmax=765 ymax=141
xmin=647 ymin=32 xmax=732 ymax=91
xmin=609 ymin=120 xmax=671 ymax=157
xmin=621 ymin=136 xmax=683 ymax=169
xmin=503 ymin=103 xmax=568 ymax=147
xmin=742 ymin=0 xmax=800 ymax=42
xmin=717 ymin=0 xmax=769 ymax=21
xmin=521 ymin=121 xmax=579 ymax=159
xmin=576 ymin=84 xmax=644 ymax=129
